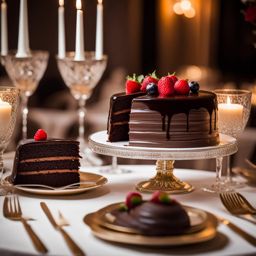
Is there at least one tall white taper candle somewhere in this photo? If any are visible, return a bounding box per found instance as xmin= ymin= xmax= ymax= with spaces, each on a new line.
xmin=58 ymin=0 xmax=65 ymax=59
xmin=16 ymin=0 xmax=30 ymax=57
xmin=95 ymin=0 xmax=103 ymax=60
xmin=74 ymin=0 xmax=85 ymax=61
xmin=1 ymin=0 xmax=8 ymax=56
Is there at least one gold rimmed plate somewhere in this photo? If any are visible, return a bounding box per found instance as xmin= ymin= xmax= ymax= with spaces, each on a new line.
xmin=83 ymin=203 xmax=218 ymax=246
xmin=5 ymin=172 xmax=108 ymax=195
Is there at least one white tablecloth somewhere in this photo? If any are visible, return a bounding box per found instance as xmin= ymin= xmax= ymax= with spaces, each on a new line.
xmin=0 ymin=158 xmax=256 ymax=256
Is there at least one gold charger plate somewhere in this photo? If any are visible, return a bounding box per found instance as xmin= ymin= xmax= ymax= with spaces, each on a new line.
xmin=233 ymin=167 xmax=256 ymax=184
xmin=83 ymin=203 xmax=218 ymax=246
xmin=5 ymin=172 xmax=108 ymax=195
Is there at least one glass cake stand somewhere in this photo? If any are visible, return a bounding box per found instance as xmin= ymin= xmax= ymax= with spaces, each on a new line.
xmin=88 ymin=131 xmax=238 ymax=194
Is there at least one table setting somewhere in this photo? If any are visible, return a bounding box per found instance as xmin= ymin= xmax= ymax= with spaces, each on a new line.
xmin=0 ymin=0 xmax=256 ymax=256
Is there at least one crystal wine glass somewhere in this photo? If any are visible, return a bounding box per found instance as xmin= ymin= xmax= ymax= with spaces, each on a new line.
xmin=0 ymin=87 xmax=19 ymax=195
xmin=3 ymin=51 xmax=49 ymax=140
xmin=57 ymin=52 xmax=107 ymax=165
xmin=215 ymin=89 xmax=252 ymax=188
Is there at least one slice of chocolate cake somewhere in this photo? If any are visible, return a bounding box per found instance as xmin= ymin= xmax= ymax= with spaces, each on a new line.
xmin=107 ymin=92 xmax=145 ymax=142
xmin=11 ymin=138 xmax=81 ymax=187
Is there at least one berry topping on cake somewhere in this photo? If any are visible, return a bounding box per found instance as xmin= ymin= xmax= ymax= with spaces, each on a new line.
xmin=189 ymin=81 xmax=200 ymax=94
xmin=141 ymin=71 xmax=158 ymax=92
xmin=34 ymin=129 xmax=47 ymax=141
xmin=174 ymin=79 xmax=190 ymax=95
xmin=146 ymin=83 xmax=158 ymax=96
xmin=125 ymin=74 xmax=144 ymax=95
xmin=125 ymin=192 xmax=143 ymax=209
xmin=158 ymin=76 xmax=175 ymax=97
xmin=150 ymin=191 xmax=173 ymax=205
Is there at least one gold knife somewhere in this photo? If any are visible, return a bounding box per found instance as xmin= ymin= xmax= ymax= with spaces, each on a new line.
xmin=218 ymin=216 xmax=256 ymax=246
xmin=40 ymin=202 xmax=85 ymax=256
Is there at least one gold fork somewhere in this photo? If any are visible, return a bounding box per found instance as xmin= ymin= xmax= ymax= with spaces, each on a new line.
xmin=3 ymin=195 xmax=48 ymax=253
xmin=220 ymin=192 xmax=256 ymax=224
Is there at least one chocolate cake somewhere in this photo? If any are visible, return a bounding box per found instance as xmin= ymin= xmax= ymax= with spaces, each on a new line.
xmin=11 ymin=139 xmax=80 ymax=187
xmin=112 ymin=192 xmax=190 ymax=236
xmin=129 ymin=91 xmax=219 ymax=148
xmin=107 ymin=92 xmax=144 ymax=142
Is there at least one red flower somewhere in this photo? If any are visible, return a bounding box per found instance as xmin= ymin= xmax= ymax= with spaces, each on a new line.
xmin=244 ymin=6 xmax=256 ymax=23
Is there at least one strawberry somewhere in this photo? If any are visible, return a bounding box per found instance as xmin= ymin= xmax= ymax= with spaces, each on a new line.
xmin=125 ymin=192 xmax=143 ymax=209
xmin=34 ymin=129 xmax=47 ymax=141
xmin=141 ymin=71 xmax=158 ymax=92
xmin=150 ymin=191 xmax=172 ymax=205
xmin=174 ymin=79 xmax=190 ymax=95
xmin=125 ymin=74 xmax=144 ymax=94
xmin=167 ymin=72 xmax=178 ymax=84
xmin=158 ymin=76 xmax=175 ymax=97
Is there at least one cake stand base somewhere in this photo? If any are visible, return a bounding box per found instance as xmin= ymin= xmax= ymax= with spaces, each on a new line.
xmin=136 ymin=160 xmax=194 ymax=194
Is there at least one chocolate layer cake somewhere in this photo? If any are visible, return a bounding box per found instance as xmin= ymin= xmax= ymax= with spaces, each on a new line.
xmin=107 ymin=92 xmax=144 ymax=142
xmin=129 ymin=91 xmax=219 ymax=148
xmin=11 ymin=139 xmax=80 ymax=187
xmin=112 ymin=200 xmax=190 ymax=236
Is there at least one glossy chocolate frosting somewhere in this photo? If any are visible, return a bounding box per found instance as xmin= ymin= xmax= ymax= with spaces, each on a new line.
xmin=112 ymin=201 xmax=190 ymax=236
xmin=129 ymin=91 xmax=219 ymax=148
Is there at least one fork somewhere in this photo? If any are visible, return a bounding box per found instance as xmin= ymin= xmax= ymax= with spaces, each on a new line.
xmin=220 ymin=192 xmax=256 ymax=224
xmin=3 ymin=195 xmax=48 ymax=253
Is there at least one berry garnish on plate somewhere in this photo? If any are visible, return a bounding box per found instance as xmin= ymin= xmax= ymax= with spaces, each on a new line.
xmin=150 ymin=191 xmax=173 ymax=205
xmin=189 ymin=81 xmax=200 ymax=94
xmin=158 ymin=76 xmax=175 ymax=97
xmin=141 ymin=71 xmax=158 ymax=92
xmin=125 ymin=192 xmax=143 ymax=209
xmin=34 ymin=129 xmax=47 ymax=141
xmin=174 ymin=79 xmax=190 ymax=95
xmin=125 ymin=74 xmax=144 ymax=95
xmin=146 ymin=82 xmax=158 ymax=96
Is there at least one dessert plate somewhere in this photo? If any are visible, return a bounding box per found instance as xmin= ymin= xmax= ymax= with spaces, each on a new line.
xmin=83 ymin=203 xmax=218 ymax=246
xmin=5 ymin=172 xmax=108 ymax=196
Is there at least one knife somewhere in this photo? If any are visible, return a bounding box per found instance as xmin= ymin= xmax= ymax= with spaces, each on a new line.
xmin=218 ymin=216 xmax=256 ymax=247
xmin=40 ymin=202 xmax=85 ymax=256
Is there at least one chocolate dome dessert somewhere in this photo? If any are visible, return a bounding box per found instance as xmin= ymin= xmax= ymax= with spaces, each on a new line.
xmin=111 ymin=192 xmax=190 ymax=236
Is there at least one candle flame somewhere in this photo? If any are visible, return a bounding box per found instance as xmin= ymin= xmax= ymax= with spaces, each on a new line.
xmin=59 ymin=0 xmax=64 ymax=7
xmin=227 ymin=96 xmax=231 ymax=105
xmin=98 ymin=0 xmax=103 ymax=4
xmin=76 ymin=0 xmax=82 ymax=10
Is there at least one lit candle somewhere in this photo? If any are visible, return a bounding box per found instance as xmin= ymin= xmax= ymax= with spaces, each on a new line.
xmin=58 ymin=0 xmax=65 ymax=59
xmin=95 ymin=0 xmax=103 ymax=60
xmin=1 ymin=0 xmax=8 ymax=56
xmin=16 ymin=0 xmax=30 ymax=58
xmin=218 ymin=96 xmax=243 ymax=131
xmin=0 ymin=98 xmax=11 ymax=126
xmin=74 ymin=0 xmax=85 ymax=61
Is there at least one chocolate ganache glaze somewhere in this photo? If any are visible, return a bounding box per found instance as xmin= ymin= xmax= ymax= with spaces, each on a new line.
xmin=129 ymin=91 xmax=219 ymax=148
xmin=112 ymin=201 xmax=190 ymax=236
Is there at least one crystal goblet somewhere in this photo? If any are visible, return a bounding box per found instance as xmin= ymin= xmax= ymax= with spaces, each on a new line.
xmin=57 ymin=52 xmax=107 ymax=165
xmin=215 ymin=89 xmax=252 ymax=188
xmin=0 ymin=87 xmax=19 ymax=195
xmin=3 ymin=51 xmax=49 ymax=140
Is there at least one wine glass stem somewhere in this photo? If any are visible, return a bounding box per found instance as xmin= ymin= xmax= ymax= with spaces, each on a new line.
xmin=21 ymin=95 xmax=28 ymax=140
xmin=216 ymin=157 xmax=223 ymax=183
xmin=112 ymin=156 xmax=118 ymax=170
xmin=226 ymin=155 xmax=232 ymax=183
xmin=78 ymin=98 xmax=86 ymax=144
xmin=0 ymin=150 xmax=4 ymax=185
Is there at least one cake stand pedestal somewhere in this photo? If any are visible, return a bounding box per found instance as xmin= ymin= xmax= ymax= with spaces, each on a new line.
xmin=89 ymin=131 xmax=238 ymax=194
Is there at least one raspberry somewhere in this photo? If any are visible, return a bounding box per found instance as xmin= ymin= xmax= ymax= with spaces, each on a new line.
xmin=125 ymin=192 xmax=143 ymax=209
xmin=34 ymin=129 xmax=47 ymax=141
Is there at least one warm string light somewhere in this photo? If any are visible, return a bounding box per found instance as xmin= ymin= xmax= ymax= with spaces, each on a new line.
xmin=173 ymin=0 xmax=196 ymax=18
